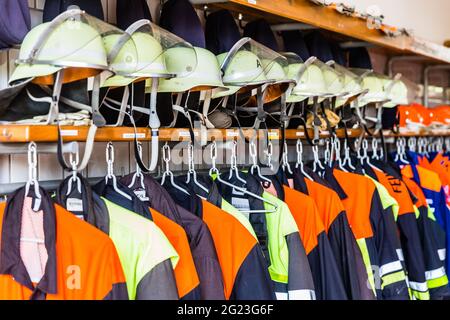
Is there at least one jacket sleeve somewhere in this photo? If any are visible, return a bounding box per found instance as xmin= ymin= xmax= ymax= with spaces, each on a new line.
xmin=417 ymin=205 xmax=449 ymax=299
xmin=327 ymin=212 xmax=376 ymax=300
xmin=230 ymin=244 xmax=276 ymax=300
xmin=286 ymin=231 xmax=316 ymax=300
xmin=309 ymin=232 xmax=348 ymax=300
xmin=102 ymin=239 xmax=129 ymax=300
xmin=370 ymin=191 xmax=410 ymax=300
xmin=136 ymin=259 xmax=179 ymax=300
xmin=396 ymin=211 xmax=430 ymax=300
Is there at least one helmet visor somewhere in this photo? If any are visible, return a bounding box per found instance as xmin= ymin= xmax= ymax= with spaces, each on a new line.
xmin=220 ymin=38 xmax=287 ymax=87
xmin=108 ymin=20 xmax=197 ymax=79
xmin=17 ymin=9 xmax=124 ymax=70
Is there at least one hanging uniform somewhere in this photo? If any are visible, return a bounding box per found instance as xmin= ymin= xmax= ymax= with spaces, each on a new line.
xmin=278 ymin=179 xmax=348 ymax=299
xmin=93 ymin=179 xmax=199 ymax=300
xmin=419 ymin=153 xmax=450 ymax=207
xmin=365 ymin=162 xmax=429 ymax=300
xmin=0 ymin=187 xmax=128 ymax=300
xmin=325 ymin=167 xmax=410 ymax=299
xmin=292 ymin=168 xmax=375 ymax=300
xmin=403 ymin=177 xmax=449 ymax=299
xmin=164 ymin=180 xmax=276 ymax=300
xmin=185 ymin=174 xmax=258 ymax=239
xmin=401 ymin=152 xmax=450 ymax=274
xmin=120 ymin=174 xmax=225 ymax=300
xmin=215 ymin=173 xmax=316 ymax=300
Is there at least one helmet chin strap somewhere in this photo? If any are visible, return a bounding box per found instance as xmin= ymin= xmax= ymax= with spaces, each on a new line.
xmin=52 ymin=70 xmax=99 ymax=173
xmin=148 ymin=78 xmax=160 ymax=172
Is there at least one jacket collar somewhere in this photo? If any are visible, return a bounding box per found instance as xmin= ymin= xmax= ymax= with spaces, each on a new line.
xmin=324 ymin=167 xmax=348 ymax=200
xmin=162 ymin=178 xmax=204 ymax=219
xmin=93 ymin=179 xmax=152 ymax=220
xmin=120 ymin=173 xmax=184 ymax=226
xmin=0 ymin=187 xmax=57 ymax=299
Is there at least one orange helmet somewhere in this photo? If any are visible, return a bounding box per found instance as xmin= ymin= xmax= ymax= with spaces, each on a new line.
xmin=429 ymin=105 xmax=450 ymax=128
xmin=397 ymin=103 xmax=430 ymax=130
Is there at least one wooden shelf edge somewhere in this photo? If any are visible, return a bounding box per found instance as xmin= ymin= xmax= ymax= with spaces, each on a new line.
xmin=0 ymin=125 xmax=448 ymax=143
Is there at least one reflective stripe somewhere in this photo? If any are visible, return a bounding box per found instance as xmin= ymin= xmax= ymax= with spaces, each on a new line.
xmin=438 ymin=249 xmax=446 ymax=261
xmin=275 ymin=292 xmax=288 ymax=300
xmin=427 ymin=274 xmax=449 ymax=289
xmin=426 ymin=267 xmax=446 ymax=280
xmin=269 ymin=271 xmax=288 ymax=284
xmin=379 ymin=261 xmax=403 ymax=277
xmin=381 ymin=270 xmax=406 ymax=289
xmin=411 ymin=290 xmax=430 ymax=300
xmin=356 ymin=239 xmax=377 ymax=297
xmin=408 ymin=281 xmax=428 ymax=292
xmin=413 ymin=205 xmax=420 ymax=219
xmin=396 ymin=249 xmax=404 ymax=262
xmin=288 ymin=290 xmax=316 ymax=300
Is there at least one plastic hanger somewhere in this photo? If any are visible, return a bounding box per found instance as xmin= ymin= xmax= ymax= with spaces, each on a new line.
xmin=281 ymin=142 xmax=293 ymax=175
xmin=324 ymin=139 xmax=331 ymax=167
xmin=295 ymin=139 xmax=314 ymax=180
xmin=360 ymin=138 xmax=378 ymax=170
xmin=160 ymin=143 xmax=190 ymax=196
xmin=24 ymin=142 xmax=42 ymax=211
xmin=312 ymin=145 xmax=325 ymax=173
xmin=342 ymin=138 xmax=356 ymax=170
xmin=371 ymin=138 xmax=380 ymax=160
xmin=408 ymin=137 xmax=417 ymax=153
xmin=209 ymin=141 xmax=277 ymax=214
xmin=128 ymin=142 xmax=146 ymax=190
xmin=249 ymin=139 xmax=272 ymax=185
xmin=186 ymin=142 xmax=209 ymax=194
xmin=334 ymin=137 xmax=348 ymax=172
xmin=105 ymin=142 xmax=132 ymax=201
xmin=65 ymin=147 xmax=82 ymax=196
xmin=228 ymin=140 xmax=247 ymax=184
xmin=394 ymin=138 xmax=409 ymax=164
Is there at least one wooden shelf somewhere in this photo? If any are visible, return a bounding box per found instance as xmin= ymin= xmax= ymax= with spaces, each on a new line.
xmin=199 ymin=0 xmax=450 ymax=64
xmin=0 ymin=125 xmax=447 ymax=143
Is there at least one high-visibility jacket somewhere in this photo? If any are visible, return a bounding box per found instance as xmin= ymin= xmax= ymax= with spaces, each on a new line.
xmin=403 ymin=176 xmax=449 ymax=299
xmin=120 ymin=174 xmax=224 ymax=300
xmin=401 ymin=151 xmax=450 ymax=274
xmin=365 ymin=162 xmax=429 ymax=300
xmin=292 ymin=168 xmax=375 ymax=300
xmin=0 ymin=187 xmax=128 ymax=300
xmin=282 ymin=184 xmax=348 ymax=300
xmin=164 ymin=179 xmax=276 ymax=300
xmin=214 ymin=172 xmax=316 ymax=300
xmin=325 ymin=167 xmax=410 ymax=299
xmin=419 ymin=153 xmax=450 ymax=207
xmin=93 ymin=180 xmax=180 ymax=300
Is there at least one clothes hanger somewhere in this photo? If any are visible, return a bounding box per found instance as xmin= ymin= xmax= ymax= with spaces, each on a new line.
xmin=65 ymin=147 xmax=82 ymax=196
xmin=185 ymin=142 xmax=209 ymax=194
xmin=312 ymin=145 xmax=325 ymax=174
xmin=394 ymin=137 xmax=409 ymax=164
xmin=160 ymin=143 xmax=191 ymax=196
xmin=408 ymin=137 xmax=417 ymax=153
xmin=324 ymin=138 xmax=331 ymax=167
xmin=228 ymin=140 xmax=247 ymax=184
xmin=295 ymin=139 xmax=314 ymax=180
xmin=281 ymin=142 xmax=293 ymax=175
xmin=361 ymin=138 xmax=378 ymax=170
xmin=342 ymin=138 xmax=356 ymax=170
xmin=209 ymin=141 xmax=277 ymax=214
xmin=249 ymin=138 xmax=272 ymax=185
xmin=371 ymin=138 xmax=380 ymax=160
xmin=105 ymin=142 xmax=133 ymax=201
xmin=24 ymin=142 xmax=42 ymax=211
xmin=128 ymin=142 xmax=146 ymax=191
xmin=334 ymin=137 xmax=348 ymax=172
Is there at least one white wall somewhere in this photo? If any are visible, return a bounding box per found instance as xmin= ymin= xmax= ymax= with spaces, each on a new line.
xmin=342 ymin=0 xmax=450 ymax=44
